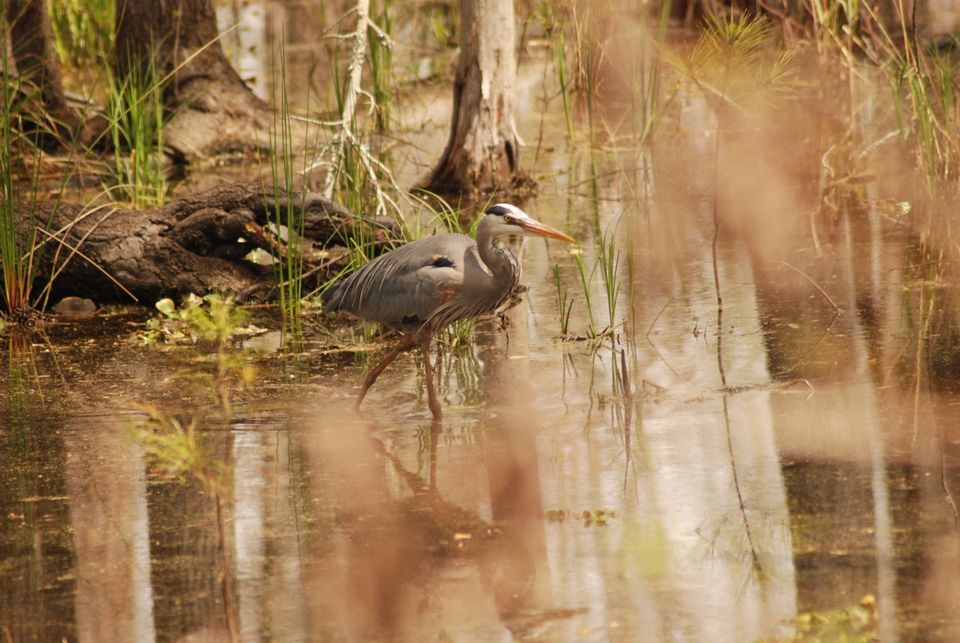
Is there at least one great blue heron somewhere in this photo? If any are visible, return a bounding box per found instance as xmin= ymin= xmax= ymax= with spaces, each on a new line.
xmin=323 ymin=203 xmax=575 ymax=418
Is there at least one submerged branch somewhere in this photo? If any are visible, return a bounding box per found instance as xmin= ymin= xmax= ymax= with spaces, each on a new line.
xmin=772 ymin=260 xmax=842 ymax=313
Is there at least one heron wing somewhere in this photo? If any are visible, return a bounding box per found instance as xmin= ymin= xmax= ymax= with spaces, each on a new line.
xmin=323 ymin=234 xmax=473 ymax=325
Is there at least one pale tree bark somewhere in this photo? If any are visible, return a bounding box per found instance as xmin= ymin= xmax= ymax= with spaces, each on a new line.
xmin=115 ymin=0 xmax=272 ymax=161
xmin=425 ymin=0 xmax=526 ymax=195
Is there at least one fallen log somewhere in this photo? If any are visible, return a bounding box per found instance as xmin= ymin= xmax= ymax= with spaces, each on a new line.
xmin=30 ymin=183 xmax=398 ymax=305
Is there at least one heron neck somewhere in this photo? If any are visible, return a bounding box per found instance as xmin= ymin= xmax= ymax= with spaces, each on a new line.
xmin=476 ymin=228 xmax=518 ymax=280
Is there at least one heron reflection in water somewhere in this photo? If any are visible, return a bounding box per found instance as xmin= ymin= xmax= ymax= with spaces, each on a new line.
xmin=323 ymin=204 xmax=575 ymax=418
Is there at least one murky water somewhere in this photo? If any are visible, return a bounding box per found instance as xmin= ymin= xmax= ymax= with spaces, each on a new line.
xmin=3 ymin=2 xmax=960 ymax=642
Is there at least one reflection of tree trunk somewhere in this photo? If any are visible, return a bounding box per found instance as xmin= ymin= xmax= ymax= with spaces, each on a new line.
xmin=115 ymin=0 xmax=272 ymax=160
xmin=5 ymin=0 xmax=82 ymax=146
xmin=424 ymin=0 xmax=524 ymax=195
xmin=64 ymin=417 xmax=156 ymax=643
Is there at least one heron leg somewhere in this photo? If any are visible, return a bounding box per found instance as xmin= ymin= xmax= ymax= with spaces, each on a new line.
xmin=356 ymin=334 xmax=415 ymax=410
xmin=417 ymin=331 xmax=442 ymax=420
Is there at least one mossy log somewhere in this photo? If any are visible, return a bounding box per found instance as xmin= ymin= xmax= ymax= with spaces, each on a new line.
xmin=28 ymin=183 xmax=397 ymax=305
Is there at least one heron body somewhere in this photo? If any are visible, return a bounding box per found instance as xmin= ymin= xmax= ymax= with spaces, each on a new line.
xmin=324 ymin=204 xmax=574 ymax=418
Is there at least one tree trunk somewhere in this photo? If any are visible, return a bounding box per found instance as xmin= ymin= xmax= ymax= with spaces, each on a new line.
xmin=25 ymin=183 xmax=397 ymax=305
xmin=424 ymin=0 xmax=526 ymax=195
xmin=5 ymin=0 xmax=83 ymax=147
xmin=115 ymin=0 xmax=272 ymax=161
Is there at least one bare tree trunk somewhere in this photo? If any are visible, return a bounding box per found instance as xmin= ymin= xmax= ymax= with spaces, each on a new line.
xmin=424 ymin=0 xmax=526 ymax=195
xmin=115 ymin=0 xmax=272 ymax=161
xmin=5 ymin=0 xmax=82 ymax=146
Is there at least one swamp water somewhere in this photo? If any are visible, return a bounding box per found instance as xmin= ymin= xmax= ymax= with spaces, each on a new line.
xmin=3 ymin=4 xmax=960 ymax=642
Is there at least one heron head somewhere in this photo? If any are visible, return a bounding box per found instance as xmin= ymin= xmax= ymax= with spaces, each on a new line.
xmin=483 ymin=203 xmax=575 ymax=242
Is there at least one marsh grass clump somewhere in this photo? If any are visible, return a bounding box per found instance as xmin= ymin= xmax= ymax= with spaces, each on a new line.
xmin=106 ymin=54 xmax=167 ymax=208
xmin=404 ymin=190 xmax=463 ymax=241
xmin=573 ymin=251 xmax=596 ymax=333
xmin=266 ymin=42 xmax=307 ymax=333
xmin=0 ymin=39 xmax=63 ymax=319
xmin=597 ymin=230 xmax=621 ymax=331
xmin=881 ymin=38 xmax=960 ymax=189
xmin=538 ymin=0 xmax=608 ymax=141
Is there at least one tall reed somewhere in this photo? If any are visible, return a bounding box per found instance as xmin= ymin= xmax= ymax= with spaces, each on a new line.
xmin=0 ymin=39 xmax=22 ymax=315
xmin=598 ymin=230 xmax=621 ymax=330
xmin=106 ymin=54 xmax=166 ymax=208
xmin=574 ymin=251 xmax=595 ymax=332
xmin=633 ymin=0 xmax=673 ymax=143
xmin=267 ymin=42 xmax=306 ymax=331
xmin=556 ymin=30 xmax=576 ymax=141
xmin=554 ymin=263 xmax=574 ymax=335
xmin=0 ymin=37 xmax=58 ymax=317
xmin=369 ymin=0 xmax=395 ymax=133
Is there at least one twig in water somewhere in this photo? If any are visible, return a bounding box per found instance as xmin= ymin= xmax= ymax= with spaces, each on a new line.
xmin=772 ymin=260 xmax=842 ymax=313
xmin=646 ymin=295 xmax=673 ymax=336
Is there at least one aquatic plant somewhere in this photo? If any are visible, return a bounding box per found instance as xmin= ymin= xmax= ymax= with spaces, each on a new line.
xmin=538 ymin=0 xmax=601 ymax=142
xmin=184 ymin=294 xmax=257 ymax=416
xmin=404 ymin=190 xmax=463 ymax=240
xmin=632 ymin=0 xmax=673 ymax=144
xmin=106 ymin=53 xmax=167 ymax=208
xmin=141 ymin=295 xmax=260 ymax=416
xmin=425 ymin=1 xmax=457 ymax=48
xmin=314 ymin=3 xmax=402 ymax=221
xmin=563 ymin=236 xmax=619 ymax=339
xmin=556 ymin=29 xmax=576 ymax=141
xmin=882 ymin=34 xmax=960 ymax=188
xmin=0 ymin=43 xmax=28 ymax=316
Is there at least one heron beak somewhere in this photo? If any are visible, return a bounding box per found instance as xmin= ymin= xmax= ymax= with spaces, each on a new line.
xmin=518 ymin=218 xmax=575 ymax=242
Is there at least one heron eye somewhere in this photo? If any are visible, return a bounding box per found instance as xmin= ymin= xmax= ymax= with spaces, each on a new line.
xmin=502 ymin=215 xmax=514 ymax=224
